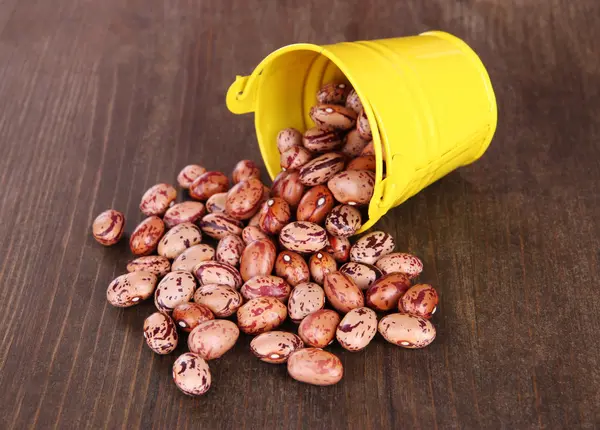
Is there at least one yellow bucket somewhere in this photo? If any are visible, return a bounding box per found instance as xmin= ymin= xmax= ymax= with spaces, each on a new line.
xmin=226 ymin=31 xmax=497 ymax=233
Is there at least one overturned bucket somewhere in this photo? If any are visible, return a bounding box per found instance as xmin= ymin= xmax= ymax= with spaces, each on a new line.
xmin=226 ymin=31 xmax=497 ymax=232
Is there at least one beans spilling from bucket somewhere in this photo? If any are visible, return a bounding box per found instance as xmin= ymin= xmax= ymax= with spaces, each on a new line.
xmin=91 ymin=82 xmax=440 ymax=395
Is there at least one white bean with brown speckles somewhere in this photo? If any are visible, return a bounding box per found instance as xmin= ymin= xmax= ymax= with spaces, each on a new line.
xmin=366 ymin=273 xmax=411 ymax=312
xmin=336 ymin=307 xmax=377 ymax=351
xmin=177 ymin=165 xmax=207 ymax=189
xmin=172 ymin=302 xmax=214 ymax=333
xmin=199 ymin=213 xmax=243 ymax=239
xmin=216 ymin=234 xmax=245 ymax=267
xmin=349 ymin=231 xmax=395 ymax=265
xmin=277 ymin=128 xmax=302 ymax=153
xmin=325 ymin=235 xmax=351 ymax=263
xmin=302 ymin=127 xmax=343 ymax=153
xmin=154 ymin=271 xmax=197 ymax=313
xmin=378 ymin=313 xmax=436 ymax=348
xmin=127 ymin=255 xmax=171 ymax=278
xmin=205 ymin=192 xmax=227 ymax=213
xmin=280 ymin=146 xmax=312 ymax=170
xmin=316 ymin=82 xmax=351 ymax=105
xmin=129 ymin=216 xmax=165 ymax=256
xmin=271 ymin=170 xmax=305 ymax=207
xmin=240 ymin=275 xmax=291 ymax=302
xmin=310 ymin=104 xmax=357 ymax=131
xmin=193 ymin=261 xmax=243 ymax=289
xmin=325 ymin=204 xmax=362 ymax=237
xmin=143 ymin=312 xmax=178 ymax=355
xmin=106 ymin=272 xmax=157 ymax=307
xmin=188 ymin=319 xmax=239 ymax=360
xmin=299 ymin=153 xmax=345 ymax=186
xmin=163 ymin=201 xmax=206 ymax=229
xmin=287 ymin=348 xmax=343 ymax=386
xmin=232 ymin=160 xmax=260 ymax=184
xmin=172 ymin=353 xmax=211 ymax=396
xmin=92 ymin=209 xmax=125 ymax=246
xmin=226 ymin=177 xmax=264 ymax=220
xmin=172 ymin=244 xmax=215 ymax=272
xmin=399 ymin=284 xmax=439 ymax=319
xmin=193 ymin=284 xmax=242 ymax=317
xmin=339 ymin=262 xmax=382 ymax=290
xmin=239 ymin=238 xmax=276 ymax=282
xmin=323 ymin=272 xmax=364 ymax=313
xmin=157 ymin=222 xmax=202 ymax=260
xmin=279 ymin=221 xmax=328 ymax=254
xmin=250 ymin=331 xmax=304 ymax=364
xmin=308 ymin=252 xmax=337 ymax=285
xmin=345 ymin=89 xmax=363 ymax=114
xmin=189 ymin=171 xmax=229 ymax=201
xmin=298 ymin=309 xmax=340 ymax=348
xmin=327 ymin=170 xmax=375 ymax=206
xmin=375 ymin=252 xmax=423 ymax=279
xmin=236 ymin=297 xmax=287 ymax=335
xmin=275 ymin=251 xmax=310 ymax=287
xmin=139 ymin=183 xmax=177 ymax=216
xmin=287 ymin=282 xmax=326 ymax=323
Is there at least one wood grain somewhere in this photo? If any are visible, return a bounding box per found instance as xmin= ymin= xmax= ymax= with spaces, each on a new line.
xmin=0 ymin=0 xmax=599 ymax=428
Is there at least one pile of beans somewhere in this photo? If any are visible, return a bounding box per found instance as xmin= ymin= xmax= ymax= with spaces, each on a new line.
xmin=91 ymin=82 xmax=440 ymax=395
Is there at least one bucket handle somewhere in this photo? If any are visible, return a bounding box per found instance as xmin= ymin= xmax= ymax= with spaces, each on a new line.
xmin=226 ymin=75 xmax=257 ymax=114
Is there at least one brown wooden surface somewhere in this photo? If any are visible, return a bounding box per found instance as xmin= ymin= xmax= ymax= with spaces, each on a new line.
xmin=0 ymin=0 xmax=599 ymax=429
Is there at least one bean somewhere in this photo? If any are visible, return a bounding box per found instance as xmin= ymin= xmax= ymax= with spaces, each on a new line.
xmin=250 ymin=331 xmax=304 ymax=364
xmin=280 ymin=146 xmax=312 ymax=170
xmin=240 ymin=275 xmax=291 ymax=302
xmin=361 ymin=141 xmax=386 ymax=160
xmin=172 ymin=353 xmax=211 ymax=396
xmin=365 ymin=273 xmax=411 ymax=312
xmin=279 ymin=221 xmax=328 ymax=254
xmin=287 ymin=282 xmax=326 ymax=323
xmin=271 ymin=170 xmax=305 ymax=207
xmin=277 ymin=128 xmax=302 ymax=153
xmin=226 ymin=177 xmax=264 ymax=220
xmin=127 ymin=255 xmax=171 ymax=278
xmin=143 ymin=312 xmax=178 ymax=355
xmin=193 ymin=284 xmax=242 ymax=317
xmin=299 ymin=152 xmax=345 ymax=186
xmin=346 ymin=155 xmax=376 ymax=172
xmin=193 ymin=261 xmax=243 ymax=289
xmin=298 ymin=309 xmax=340 ymax=348
xmin=216 ymin=234 xmax=245 ymax=267
xmin=157 ymin=222 xmax=202 ymax=260
xmin=172 ymin=302 xmax=214 ymax=333
xmin=171 ymin=244 xmax=215 ymax=272
xmin=339 ymin=262 xmax=382 ymax=290
xmin=177 ymin=165 xmax=207 ymax=189
xmin=154 ymin=271 xmax=197 ymax=313
xmin=316 ymin=82 xmax=351 ymax=104
xmin=340 ymin=129 xmax=369 ymax=158
xmin=325 ymin=234 xmax=351 ymax=263
xmin=287 ymin=348 xmax=343 ymax=386
xmin=323 ymin=272 xmax=364 ymax=313
xmin=199 ymin=213 xmax=243 ymax=239
xmin=308 ymin=252 xmax=337 ymax=285
xmin=375 ymin=252 xmax=423 ymax=279
xmin=106 ymin=272 xmax=157 ymax=307
xmin=275 ymin=251 xmax=310 ymax=287
xmin=336 ymin=307 xmax=377 ymax=351
xmin=188 ymin=320 xmax=239 ymax=360
xmin=327 ymin=170 xmax=375 ymax=206
xmin=163 ymin=201 xmax=206 ymax=228
xmin=350 ymin=231 xmax=395 ymax=265
xmin=258 ymin=197 xmax=291 ymax=235
xmin=189 ymin=171 xmax=229 ymax=201
xmin=302 ymin=127 xmax=343 ymax=153
xmin=296 ymin=185 xmax=335 ymax=224
xmin=92 ymin=209 xmax=125 ymax=246
xmin=140 ymin=183 xmax=177 ymax=216
xmin=129 ymin=216 xmax=165 ymax=256
xmin=378 ymin=313 xmax=436 ymax=349
xmin=310 ymin=104 xmax=357 ymax=131
xmin=205 ymin=192 xmax=227 ymax=213
xmin=232 ymin=160 xmax=260 ymax=184
xmin=325 ymin=205 xmax=362 ymax=237
xmin=242 ymin=225 xmax=271 ymax=245
xmin=399 ymin=284 xmax=439 ymax=319
xmin=345 ymin=89 xmax=363 ymax=114
xmin=236 ymin=297 xmax=287 ymax=335
xmin=239 ymin=238 xmax=276 ymax=282
xmin=356 ymin=109 xmax=372 ymax=140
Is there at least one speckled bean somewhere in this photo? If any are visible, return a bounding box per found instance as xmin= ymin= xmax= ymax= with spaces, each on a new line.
xmin=172 ymin=302 xmax=214 ymax=333
xmin=317 ymin=82 xmax=351 ymax=104
xmin=232 ymin=160 xmax=261 ymax=184
xmin=177 ymin=165 xmax=207 ymax=189
xmin=188 ymin=319 xmax=239 ymax=360
xmin=157 ymin=222 xmax=202 ymax=259
xmin=154 ymin=271 xmax=197 ymax=313
xmin=325 ymin=205 xmax=362 ymax=237
xmin=399 ymin=284 xmax=439 ymax=319
xmin=361 ymin=141 xmax=386 ymax=160
xmin=279 ymin=221 xmax=328 ymax=254
xmin=302 ymin=127 xmax=343 ymax=153
xmin=296 ymin=185 xmax=335 ymax=224
xmin=199 ymin=213 xmax=243 ymax=239
xmin=336 ymin=307 xmax=378 ymax=351
xmin=163 ymin=201 xmax=206 ymax=228
xmin=250 ymin=331 xmax=304 ymax=364
xmin=280 ymin=146 xmax=312 ymax=170
xmin=339 ymin=262 xmax=382 ymax=290
xmin=193 ymin=284 xmax=242 ymax=317
xmin=271 ymin=170 xmax=305 ymax=207
xmin=323 ymin=272 xmax=364 ymax=313
xmin=139 ymin=183 xmax=177 ymax=216
xmin=327 ymin=170 xmax=375 ymax=206
xmin=92 ymin=209 xmax=125 ymax=246
xmin=287 ymin=348 xmax=343 ymax=386
xmin=375 ymin=252 xmax=423 ymax=279
xmin=345 ymin=89 xmax=363 ymax=114
xmin=129 ymin=216 xmax=165 ymax=256
xmin=216 ymin=234 xmax=245 ymax=267
xmin=240 ymin=275 xmax=291 ymax=302
xmin=225 ymin=177 xmax=264 ymax=220
xmin=349 ymin=231 xmax=395 ymax=265
xmin=189 ymin=171 xmax=229 ymax=201
xmin=171 ymin=244 xmax=215 ymax=272
xmin=341 ymin=129 xmax=369 ymax=158
xmin=325 ymin=234 xmax=351 ymax=263
xmin=239 ymin=238 xmax=276 ymax=282
xmin=258 ymin=197 xmax=291 ymax=235
xmin=193 ymin=261 xmax=243 ymax=289
xmin=106 ymin=272 xmax=157 ymax=307
xmin=172 ymin=353 xmax=211 ymax=396
xmin=127 ymin=255 xmax=171 ymax=278
xmin=346 ymin=155 xmax=376 ymax=172
xmin=143 ymin=312 xmax=178 ymax=355
xmin=298 ymin=153 xmax=345 ymax=186
xmin=298 ymin=309 xmax=340 ymax=348
xmin=310 ymin=104 xmax=357 ymax=131
xmin=308 ymin=252 xmax=337 ymax=285
xmin=356 ymin=109 xmax=372 ymax=140
xmin=277 ymin=128 xmax=303 ymax=153
xmin=236 ymin=297 xmax=287 ymax=335
xmin=287 ymin=282 xmax=325 ymax=323
xmin=378 ymin=313 xmax=436 ymax=348
xmin=205 ymin=192 xmax=227 ymax=213
xmin=366 ymin=273 xmax=411 ymax=312
xmin=242 ymin=225 xmax=271 ymax=245
xmin=275 ymin=251 xmax=310 ymax=287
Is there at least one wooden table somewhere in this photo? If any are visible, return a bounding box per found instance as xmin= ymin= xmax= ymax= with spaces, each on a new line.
xmin=1 ymin=1 xmax=598 ymax=428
